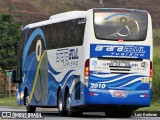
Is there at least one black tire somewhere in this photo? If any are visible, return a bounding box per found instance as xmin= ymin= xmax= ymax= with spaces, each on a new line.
xmin=105 ymin=110 xmax=133 ymax=118
xmin=58 ymin=90 xmax=67 ymax=116
xmin=66 ymin=92 xmax=82 ymax=117
xmin=24 ymin=92 xmax=36 ymax=113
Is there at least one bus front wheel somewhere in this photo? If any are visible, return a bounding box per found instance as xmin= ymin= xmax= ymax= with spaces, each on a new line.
xmin=24 ymin=92 xmax=36 ymax=113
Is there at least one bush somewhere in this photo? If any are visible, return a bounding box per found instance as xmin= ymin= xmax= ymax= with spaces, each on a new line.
xmin=0 ymin=94 xmax=5 ymax=98
xmin=153 ymin=29 xmax=160 ymax=41
xmin=152 ymin=46 xmax=160 ymax=100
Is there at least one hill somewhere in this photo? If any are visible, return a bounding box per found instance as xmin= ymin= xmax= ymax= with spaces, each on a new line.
xmin=0 ymin=0 xmax=159 ymax=28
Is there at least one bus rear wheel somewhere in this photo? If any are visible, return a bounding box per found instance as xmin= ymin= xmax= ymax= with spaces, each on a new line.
xmin=58 ymin=90 xmax=67 ymax=116
xmin=25 ymin=92 xmax=36 ymax=113
xmin=66 ymin=92 xmax=82 ymax=117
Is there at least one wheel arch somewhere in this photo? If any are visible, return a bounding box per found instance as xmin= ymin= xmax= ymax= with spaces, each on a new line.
xmin=24 ymin=87 xmax=28 ymax=105
xmin=64 ymin=86 xmax=69 ymax=98
xmin=57 ymin=86 xmax=61 ymax=105
xmin=57 ymin=85 xmax=70 ymax=108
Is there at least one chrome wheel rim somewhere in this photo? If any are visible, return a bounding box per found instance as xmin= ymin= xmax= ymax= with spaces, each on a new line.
xmin=26 ymin=96 xmax=29 ymax=108
xmin=58 ymin=93 xmax=62 ymax=111
xmin=66 ymin=94 xmax=71 ymax=112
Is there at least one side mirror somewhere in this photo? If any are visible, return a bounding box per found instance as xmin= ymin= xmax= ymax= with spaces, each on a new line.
xmin=11 ymin=70 xmax=17 ymax=83
xmin=11 ymin=67 xmax=22 ymax=83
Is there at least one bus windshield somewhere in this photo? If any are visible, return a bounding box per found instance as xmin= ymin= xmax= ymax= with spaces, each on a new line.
xmin=94 ymin=9 xmax=148 ymax=41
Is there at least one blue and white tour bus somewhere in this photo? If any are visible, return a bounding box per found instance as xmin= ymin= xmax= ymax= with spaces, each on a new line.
xmin=12 ymin=8 xmax=153 ymax=117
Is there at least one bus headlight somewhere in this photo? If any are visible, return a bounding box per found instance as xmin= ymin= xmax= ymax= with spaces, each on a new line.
xmin=20 ymin=93 xmax=24 ymax=99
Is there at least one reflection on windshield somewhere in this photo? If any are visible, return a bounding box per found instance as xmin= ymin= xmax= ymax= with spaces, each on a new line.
xmin=94 ymin=10 xmax=148 ymax=41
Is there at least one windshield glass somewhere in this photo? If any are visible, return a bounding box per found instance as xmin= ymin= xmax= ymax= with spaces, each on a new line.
xmin=94 ymin=9 xmax=148 ymax=41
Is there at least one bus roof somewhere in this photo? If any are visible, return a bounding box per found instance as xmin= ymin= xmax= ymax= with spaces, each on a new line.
xmin=23 ymin=10 xmax=87 ymax=30
xmin=49 ymin=11 xmax=86 ymax=20
xmin=23 ymin=8 xmax=148 ymax=30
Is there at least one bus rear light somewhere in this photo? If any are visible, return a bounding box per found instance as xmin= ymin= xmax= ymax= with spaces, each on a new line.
xmin=150 ymin=61 xmax=152 ymax=82
xmin=84 ymin=78 xmax=89 ymax=87
xmin=85 ymin=67 xmax=89 ymax=71
xmin=84 ymin=59 xmax=90 ymax=87
xmin=85 ymin=72 xmax=89 ymax=76
xmin=84 ymin=59 xmax=90 ymax=76
xmin=150 ymin=61 xmax=152 ymax=90
xmin=140 ymin=93 xmax=148 ymax=98
xmin=85 ymin=67 xmax=89 ymax=76
xmin=144 ymin=93 xmax=148 ymax=98
xmin=89 ymin=92 xmax=95 ymax=96
xmin=84 ymin=76 xmax=89 ymax=79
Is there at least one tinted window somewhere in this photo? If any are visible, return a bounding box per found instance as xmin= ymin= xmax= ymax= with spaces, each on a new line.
xmin=75 ymin=19 xmax=86 ymax=45
xmin=26 ymin=18 xmax=86 ymax=51
xmin=94 ymin=9 xmax=148 ymax=41
xmin=46 ymin=18 xmax=86 ymax=49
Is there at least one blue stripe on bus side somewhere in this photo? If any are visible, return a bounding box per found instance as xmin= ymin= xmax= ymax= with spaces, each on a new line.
xmin=90 ymin=74 xmax=125 ymax=81
xmin=22 ymin=28 xmax=47 ymax=67
xmin=48 ymin=61 xmax=61 ymax=75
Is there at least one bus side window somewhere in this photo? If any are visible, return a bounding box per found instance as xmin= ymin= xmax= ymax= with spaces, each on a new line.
xmin=47 ymin=18 xmax=86 ymax=49
xmin=55 ymin=24 xmax=59 ymax=49
xmin=47 ymin=24 xmax=59 ymax=49
xmin=70 ymin=20 xmax=76 ymax=46
xmin=60 ymin=22 xmax=65 ymax=48
xmin=49 ymin=24 xmax=57 ymax=49
xmin=44 ymin=25 xmax=50 ymax=48
xmin=75 ymin=18 xmax=86 ymax=46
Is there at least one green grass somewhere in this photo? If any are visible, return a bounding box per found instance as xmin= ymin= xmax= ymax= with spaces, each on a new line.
xmin=137 ymin=100 xmax=160 ymax=111
xmin=0 ymin=96 xmax=26 ymax=110
xmin=0 ymin=96 xmax=25 ymax=109
xmin=0 ymin=96 xmax=17 ymax=106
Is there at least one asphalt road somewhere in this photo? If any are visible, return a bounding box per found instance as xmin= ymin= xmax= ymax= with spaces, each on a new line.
xmin=0 ymin=107 xmax=159 ymax=120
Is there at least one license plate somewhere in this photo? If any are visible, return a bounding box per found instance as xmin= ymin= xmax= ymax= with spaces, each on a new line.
xmin=110 ymin=61 xmax=130 ymax=67
xmin=114 ymin=92 xmax=125 ymax=97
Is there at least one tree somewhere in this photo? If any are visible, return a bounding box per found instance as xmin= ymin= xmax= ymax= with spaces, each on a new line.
xmin=0 ymin=14 xmax=21 ymax=71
